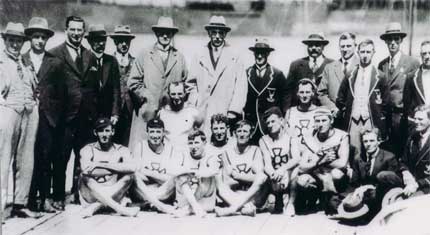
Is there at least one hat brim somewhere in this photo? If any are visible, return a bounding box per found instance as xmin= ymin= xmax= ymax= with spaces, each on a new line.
xmin=110 ymin=34 xmax=136 ymax=39
xmin=302 ymin=39 xmax=329 ymax=46
xmin=1 ymin=32 xmax=28 ymax=39
xmin=24 ymin=28 xmax=54 ymax=38
xmin=204 ymin=25 xmax=231 ymax=32
xmin=380 ymin=32 xmax=407 ymax=40
xmin=152 ymin=26 xmax=179 ymax=33
xmin=85 ymin=34 xmax=108 ymax=39
xmin=335 ymin=203 xmax=369 ymax=220
xmin=381 ymin=187 xmax=406 ymax=208
xmin=249 ymin=47 xmax=274 ymax=52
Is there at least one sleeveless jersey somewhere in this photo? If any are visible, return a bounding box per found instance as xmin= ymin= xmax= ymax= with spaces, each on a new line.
xmin=285 ymin=106 xmax=317 ymax=138
xmin=259 ymin=132 xmax=293 ymax=170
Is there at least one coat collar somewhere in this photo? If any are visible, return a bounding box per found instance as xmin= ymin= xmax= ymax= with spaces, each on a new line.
xmin=348 ymin=65 xmax=379 ymax=97
xmin=60 ymin=42 xmax=91 ymax=77
xmin=149 ymin=43 xmax=179 ymax=76
xmin=247 ymin=64 xmax=274 ymax=96
xmin=413 ymin=67 xmax=426 ymax=103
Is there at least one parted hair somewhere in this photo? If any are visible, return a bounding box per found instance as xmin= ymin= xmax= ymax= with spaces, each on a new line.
xmin=65 ymin=15 xmax=85 ymax=29
xmin=188 ymin=129 xmax=207 ymax=142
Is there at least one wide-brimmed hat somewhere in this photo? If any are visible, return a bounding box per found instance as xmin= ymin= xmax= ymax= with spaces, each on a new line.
xmin=151 ymin=17 xmax=179 ymax=33
xmin=1 ymin=22 xmax=27 ymax=39
xmin=380 ymin=22 xmax=407 ymax=40
xmin=249 ymin=38 xmax=274 ymax=52
xmin=302 ymin=33 xmax=329 ymax=46
xmin=204 ymin=15 xmax=231 ymax=32
xmin=110 ymin=25 xmax=135 ymax=39
xmin=85 ymin=24 xmax=107 ymax=39
xmin=24 ymin=17 xmax=54 ymax=38
xmin=381 ymin=187 xmax=407 ymax=208
xmin=335 ymin=194 xmax=370 ymax=220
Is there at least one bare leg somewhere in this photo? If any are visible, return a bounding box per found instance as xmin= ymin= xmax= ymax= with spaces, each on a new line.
xmin=178 ymin=184 xmax=206 ymax=218
xmin=82 ymin=175 xmax=139 ymax=217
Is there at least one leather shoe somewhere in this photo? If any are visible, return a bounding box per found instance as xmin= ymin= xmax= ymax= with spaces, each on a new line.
xmin=52 ymin=201 xmax=65 ymax=211
xmin=12 ymin=208 xmax=43 ymax=218
xmin=42 ymin=201 xmax=57 ymax=213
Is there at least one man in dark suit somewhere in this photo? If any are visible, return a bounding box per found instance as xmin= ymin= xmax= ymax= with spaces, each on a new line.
xmin=244 ymin=38 xmax=288 ymax=144
xmin=336 ymin=39 xmax=391 ymax=158
xmin=111 ymin=25 xmax=136 ymax=146
xmin=285 ymin=33 xmax=334 ymax=109
xmin=23 ymin=17 xmax=66 ymax=213
xmin=404 ymin=40 xmax=430 ymax=131
xmin=50 ymin=16 xmax=94 ymax=209
xmin=378 ymin=22 xmax=420 ymax=155
xmin=400 ymin=105 xmax=430 ymax=196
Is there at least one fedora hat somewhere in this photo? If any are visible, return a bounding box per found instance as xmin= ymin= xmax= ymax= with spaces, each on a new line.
xmin=151 ymin=17 xmax=178 ymax=33
xmin=381 ymin=187 xmax=407 ymax=208
xmin=302 ymin=33 xmax=329 ymax=46
xmin=204 ymin=15 xmax=231 ymax=32
xmin=249 ymin=38 xmax=274 ymax=52
xmin=1 ymin=22 xmax=27 ymax=39
xmin=85 ymin=24 xmax=107 ymax=39
xmin=380 ymin=22 xmax=407 ymax=40
xmin=110 ymin=25 xmax=135 ymax=39
xmin=24 ymin=17 xmax=54 ymax=38
xmin=334 ymin=194 xmax=369 ymax=220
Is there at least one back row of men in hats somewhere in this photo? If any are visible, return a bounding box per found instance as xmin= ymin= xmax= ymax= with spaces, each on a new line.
xmin=1 ymin=14 xmax=429 ymax=223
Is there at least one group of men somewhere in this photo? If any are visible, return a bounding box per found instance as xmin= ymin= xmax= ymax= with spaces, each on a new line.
xmin=1 ymin=13 xmax=430 ymax=225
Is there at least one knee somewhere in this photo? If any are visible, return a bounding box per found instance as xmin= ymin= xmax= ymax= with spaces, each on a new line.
xmin=330 ymin=169 xmax=345 ymax=180
xmin=376 ymin=171 xmax=400 ymax=184
xmin=296 ymin=174 xmax=314 ymax=189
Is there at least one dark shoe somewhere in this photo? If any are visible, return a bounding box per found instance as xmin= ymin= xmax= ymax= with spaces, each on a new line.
xmin=12 ymin=208 xmax=43 ymax=218
xmin=42 ymin=201 xmax=57 ymax=213
xmin=52 ymin=201 xmax=65 ymax=211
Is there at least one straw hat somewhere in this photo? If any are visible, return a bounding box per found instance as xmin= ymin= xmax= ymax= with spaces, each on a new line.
xmin=204 ymin=15 xmax=231 ymax=32
xmin=151 ymin=17 xmax=179 ymax=33
xmin=110 ymin=25 xmax=135 ymax=39
xmin=380 ymin=22 xmax=407 ymax=40
xmin=1 ymin=22 xmax=27 ymax=39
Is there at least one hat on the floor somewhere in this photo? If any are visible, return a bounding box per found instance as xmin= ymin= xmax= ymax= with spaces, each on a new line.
xmin=381 ymin=187 xmax=408 ymax=208
xmin=335 ymin=193 xmax=370 ymax=220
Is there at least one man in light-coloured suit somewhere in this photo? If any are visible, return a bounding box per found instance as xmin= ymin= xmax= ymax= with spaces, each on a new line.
xmin=318 ymin=32 xmax=359 ymax=119
xmin=187 ymin=16 xmax=247 ymax=136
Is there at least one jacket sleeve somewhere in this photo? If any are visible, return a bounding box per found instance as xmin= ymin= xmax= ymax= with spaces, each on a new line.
xmin=336 ymin=76 xmax=349 ymax=114
xmin=228 ymin=57 xmax=247 ymax=115
xmin=278 ymin=70 xmax=289 ymax=114
xmin=127 ymin=54 xmax=148 ymax=107
xmin=403 ymin=74 xmax=414 ymax=122
xmin=317 ymin=66 xmax=336 ymax=110
xmin=284 ymin=63 xmax=296 ymax=111
xmin=379 ymin=74 xmax=391 ymax=139
xmin=185 ymin=55 xmax=199 ymax=106
xmin=111 ymin=58 xmax=121 ymax=117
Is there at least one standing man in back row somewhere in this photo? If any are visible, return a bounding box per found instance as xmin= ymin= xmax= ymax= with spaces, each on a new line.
xmin=187 ymin=16 xmax=247 ymax=136
xmin=378 ymin=22 xmax=419 ymax=154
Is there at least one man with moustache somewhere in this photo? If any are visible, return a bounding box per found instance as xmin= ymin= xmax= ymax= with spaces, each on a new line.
xmin=284 ymin=79 xmax=318 ymax=139
xmin=259 ymin=107 xmax=300 ymax=215
xmin=318 ymin=32 xmax=359 ymax=119
xmin=378 ymin=22 xmax=420 ymax=154
xmin=158 ymin=81 xmax=203 ymax=148
xmin=22 ymin=17 xmax=66 ymax=213
xmin=50 ymin=15 xmax=94 ymax=209
xmin=399 ymin=105 xmax=430 ymax=196
xmin=79 ymin=118 xmax=139 ymax=218
xmin=131 ymin=118 xmax=177 ymax=214
xmin=215 ymin=120 xmax=267 ymax=217
xmin=244 ymin=38 xmax=288 ymax=144
xmin=0 ymin=22 xmax=40 ymax=218
xmin=187 ymin=16 xmax=247 ymax=137
xmin=337 ymin=39 xmax=390 ymax=158
xmin=285 ymin=33 xmax=334 ymax=109
xmin=111 ymin=25 xmax=136 ymax=146
xmin=128 ymin=16 xmax=188 ymax=150
xmin=295 ymin=108 xmax=349 ymax=214
xmin=404 ymin=41 xmax=430 ymax=130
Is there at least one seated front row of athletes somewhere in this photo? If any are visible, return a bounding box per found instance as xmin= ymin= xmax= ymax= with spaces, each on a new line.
xmin=77 ymin=102 xmax=354 ymax=218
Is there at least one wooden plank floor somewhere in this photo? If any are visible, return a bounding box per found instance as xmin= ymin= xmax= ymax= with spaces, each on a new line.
xmin=3 ymin=205 xmax=361 ymax=235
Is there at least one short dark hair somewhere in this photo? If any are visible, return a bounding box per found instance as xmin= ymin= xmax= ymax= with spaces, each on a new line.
xmin=65 ymin=16 xmax=85 ymax=29
xmin=297 ymin=78 xmax=316 ymax=92
xmin=339 ymin=32 xmax=356 ymax=42
xmin=187 ymin=130 xmax=207 ymax=142
xmin=263 ymin=107 xmax=283 ymax=121
xmin=359 ymin=128 xmax=382 ymax=142
xmin=358 ymin=39 xmax=374 ymax=51
xmin=210 ymin=113 xmax=228 ymax=127
xmin=234 ymin=119 xmax=253 ymax=133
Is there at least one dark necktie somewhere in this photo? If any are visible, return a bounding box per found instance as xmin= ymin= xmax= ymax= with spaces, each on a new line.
xmin=75 ymin=48 xmax=83 ymax=73
xmin=389 ymin=57 xmax=395 ymax=75
xmin=343 ymin=61 xmax=348 ymax=76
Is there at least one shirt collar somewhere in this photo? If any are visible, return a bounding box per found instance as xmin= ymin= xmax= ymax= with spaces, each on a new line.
xmin=309 ymin=55 xmax=324 ymax=66
xmin=92 ymin=50 xmax=103 ymax=59
xmin=256 ymin=63 xmax=268 ymax=71
xmin=29 ymin=50 xmax=45 ymax=59
xmin=94 ymin=142 xmax=117 ymax=151
xmin=390 ymin=51 xmax=401 ymax=65
xmin=4 ymin=50 xmax=20 ymax=62
xmin=156 ymin=43 xmax=171 ymax=52
xmin=366 ymin=148 xmax=379 ymax=161
xmin=66 ymin=41 xmax=80 ymax=52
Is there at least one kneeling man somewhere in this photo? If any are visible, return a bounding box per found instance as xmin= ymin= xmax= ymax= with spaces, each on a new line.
xmin=79 ymin=118 xmax=139 ymax=218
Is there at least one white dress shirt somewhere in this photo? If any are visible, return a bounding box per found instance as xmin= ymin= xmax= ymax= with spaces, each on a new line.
xmin=352 ymin=65 xmax=372 ymax=119
xmin=29 ymin=50 xmax=44 ymax=74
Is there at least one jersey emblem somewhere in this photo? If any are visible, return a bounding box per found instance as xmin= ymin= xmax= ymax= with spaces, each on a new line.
xmin=236 ymin=163 xmax=251 ymax=174
xmin=271 ymin=147 xmax=289 ymax=169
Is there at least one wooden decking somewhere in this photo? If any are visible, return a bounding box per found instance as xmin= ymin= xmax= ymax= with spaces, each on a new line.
xmin=3 ymin=205 xmax=360 ymax=235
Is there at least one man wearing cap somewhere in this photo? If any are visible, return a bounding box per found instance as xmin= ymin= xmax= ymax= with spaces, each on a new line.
xmin=110 ymin=25 xmax=136 ymax=146
xmin=244 ymin=38 xmax=288 ymax=145
xmin=378 ymin=22 xmax=420 ymax=155
xmin=187 ymin=15 xmax=247 ymax=137
xmin=158 ymin=81 xmax=203 ymax=148
xmin=337 ymin=39 xmax=390 ymax=158
xmin=0 ymin=22 xmax=40 ymax=218
xmin=259 ymin=107 xmax=300 ymax=215
xmin=318 ymin=32 xmax=359 ymax=120
xmin=295 ymin=107 xmax=349 ymax=214
xmin=128 ymin=16 xmax=188 ymax=151
xmin=79 ymin=117 xmax=139 ymax=218
xmin=50 ymin=15 xmax=94 ymax=208
xmin=399 ymin=105 xmax=430 ymax=196
xmin=22 ymin=17 xmax=66 ymax=213
xmin=215 ymin=120 xmax=267 ymax=217
xmin=285 ymin=33 xmax=334 ymax=110
xmin=404 ymin=41 xmax=430 ymax=132
xmin=131 ymin=118 xmax=177 ymax=214
xmin=284 ymin=78 xmax=318 ymax=140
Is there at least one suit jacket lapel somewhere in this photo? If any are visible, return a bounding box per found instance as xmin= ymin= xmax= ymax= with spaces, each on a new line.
xmin=349 ymin=65 xmax=359 ymax=97
xmin=248 ymin=65 xmax=274 ymax=96
xmin=101 ymin=54 xmax=111 ymax=87
xmin=149 ymin=47 xmax=165 ymax=75
xmin=368 ymin=67 xmax=379 ymax=96
xmin=37 ymin=53 xmax=55 ymax=81
xmin=81 ymin=48 xmax=92 ymax=75
xmin=213 ymin=45 xmax=230 ymax=79
xmin=413 ymin=68 xmax=425 ymax=103
xmin=416 ymin=136 xmax=430 ymax=165
xmin=61 ymin=43 xmax=80 ymax=76
xmin=371 ymin=150 xmax=384 ymax=177
xmin=164 ymin=49 xmax=178 ymax=76
xmin=389 ymin=54 xmax=405 ymax=86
